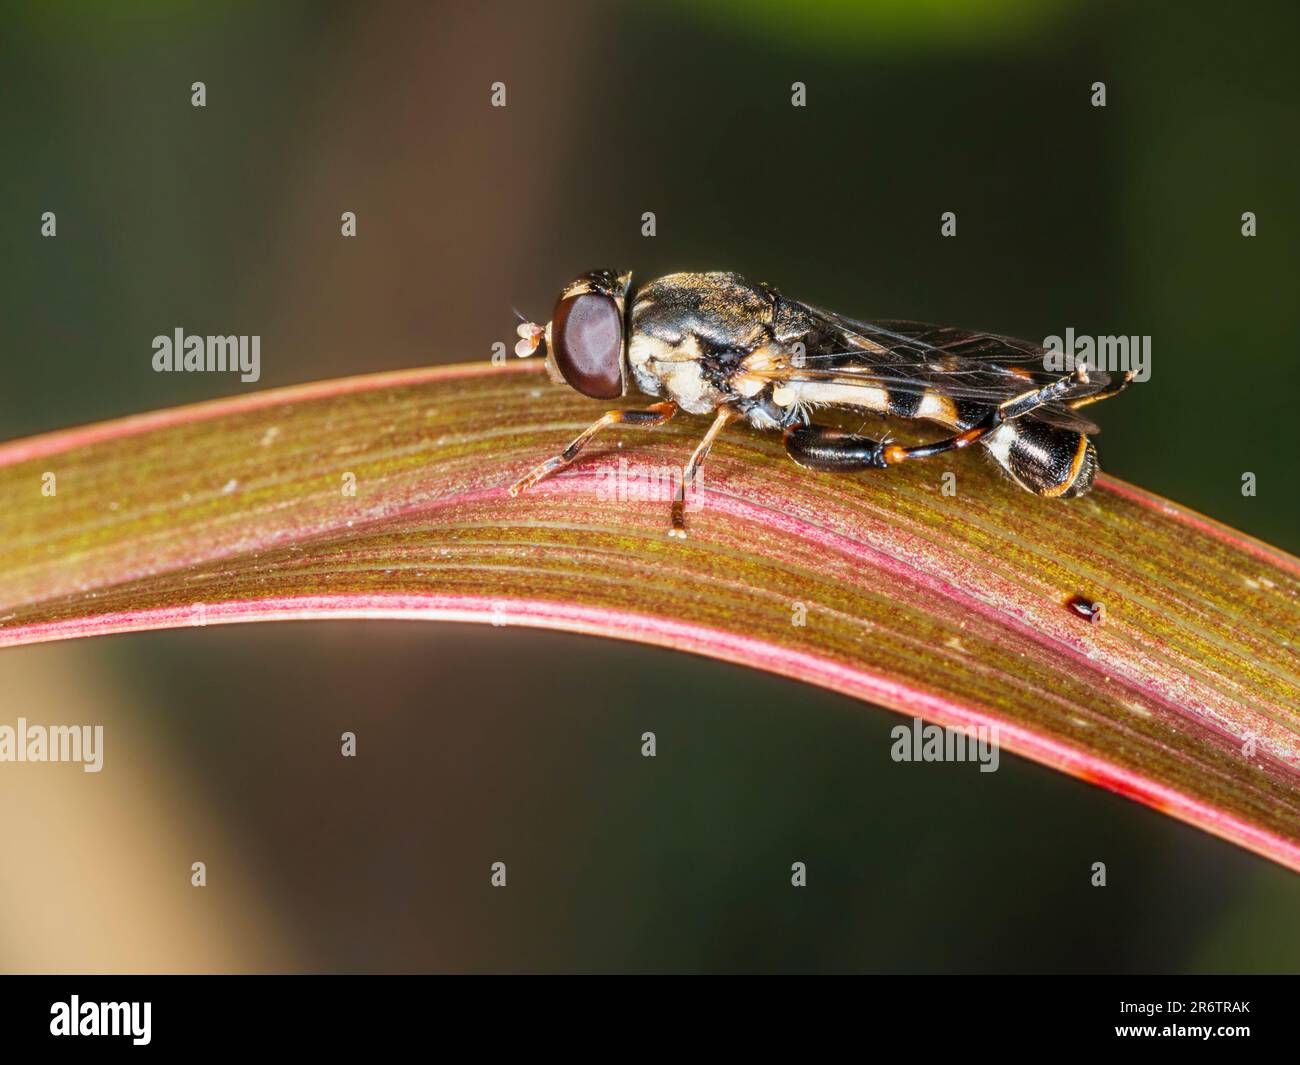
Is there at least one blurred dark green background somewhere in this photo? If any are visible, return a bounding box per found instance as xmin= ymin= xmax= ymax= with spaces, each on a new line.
xmin=1 ymin=0 xmax=1296 ymax=972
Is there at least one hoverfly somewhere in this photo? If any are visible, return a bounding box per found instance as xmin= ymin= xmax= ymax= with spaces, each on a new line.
xmin=510 ymin=270 xmax=1134 ymax=536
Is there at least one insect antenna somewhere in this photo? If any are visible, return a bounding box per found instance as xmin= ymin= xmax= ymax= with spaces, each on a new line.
xmin=513 ymin=316 xmax=546 ymax=358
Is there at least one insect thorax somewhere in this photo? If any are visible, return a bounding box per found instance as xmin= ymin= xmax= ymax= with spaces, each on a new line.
xmin=627 ymin=272 xmax=814 ymax=424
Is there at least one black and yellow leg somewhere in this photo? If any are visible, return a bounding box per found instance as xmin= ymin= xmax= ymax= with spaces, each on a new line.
xmin=509 ymin=401 xmax=678 ymax=496
xmin=1067 ymin=370 xmax=1135 ymax=410
xmin=670 ymin=408 xmax=733 ymax=538
xmin=786 ymin=407 xmax=998 ymax=472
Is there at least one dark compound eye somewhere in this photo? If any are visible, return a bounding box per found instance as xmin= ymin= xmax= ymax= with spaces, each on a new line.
xmin=551 ymin=292 xmax=624 ymax=399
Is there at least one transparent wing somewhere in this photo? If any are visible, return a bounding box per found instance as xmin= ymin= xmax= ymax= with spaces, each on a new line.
xmin=772 ymin=303 xmax=1108 ymax=434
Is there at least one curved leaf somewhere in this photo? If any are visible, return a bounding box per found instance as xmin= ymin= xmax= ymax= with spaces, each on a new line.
xmin=1 ymin=362 xmax=1297 ymax=868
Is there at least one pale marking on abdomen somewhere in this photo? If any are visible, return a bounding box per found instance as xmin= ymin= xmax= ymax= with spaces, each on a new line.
xmin=772 ymin=381 xmax=891 ymax=412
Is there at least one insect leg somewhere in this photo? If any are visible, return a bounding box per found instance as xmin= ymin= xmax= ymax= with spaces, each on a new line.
xmin=787 ymin=412 xmax=1001 ymax=470
xmin=670 ymin=407 xmax=733 ymax=538
xmin=998 ymin=367 xmax=1093 ymax=419
xmin=509 ymin=401 xmax=678 ymax=495
xmin=1068 ymin=370 xmax=1135 ymax=410
xmin=784 ymin=424 xmax=888 ymax=471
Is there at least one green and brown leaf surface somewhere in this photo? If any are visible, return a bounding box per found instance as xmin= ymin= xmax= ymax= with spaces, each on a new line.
xmin=0 ymin=362 xmax=1296 ymax=868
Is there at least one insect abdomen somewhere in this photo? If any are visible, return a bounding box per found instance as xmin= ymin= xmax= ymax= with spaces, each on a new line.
xmin=983 ymin=420 xmax=1097 ymax=498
